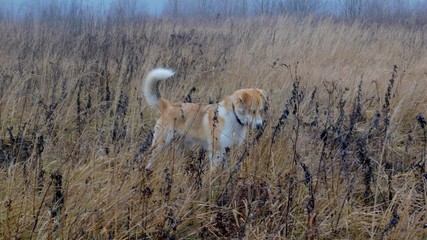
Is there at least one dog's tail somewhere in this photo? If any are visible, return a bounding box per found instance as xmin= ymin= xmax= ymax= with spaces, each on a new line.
xmin=143 ymin=68 xmax=175 ymax=111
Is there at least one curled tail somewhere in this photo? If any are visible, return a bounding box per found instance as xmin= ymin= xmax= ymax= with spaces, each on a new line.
xmin=143 ymin=68 xmax=175 ymax=110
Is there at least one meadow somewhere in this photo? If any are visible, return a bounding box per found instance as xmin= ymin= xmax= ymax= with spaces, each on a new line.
xmin=0 ymin=15 xmax=427 ymax=239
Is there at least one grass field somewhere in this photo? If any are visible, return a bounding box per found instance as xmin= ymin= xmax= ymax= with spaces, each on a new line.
xmin=1 ymin=16 xmax=427 ymax=239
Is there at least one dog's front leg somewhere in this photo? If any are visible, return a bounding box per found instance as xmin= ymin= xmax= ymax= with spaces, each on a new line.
xmin=209 ymin=153 xmax=221 ymax=168
xmin=208 ymin=147 xmax=230 ymax=169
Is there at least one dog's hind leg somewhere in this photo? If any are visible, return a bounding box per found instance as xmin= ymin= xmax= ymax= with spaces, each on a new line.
xmin=146 ymin=122 xmax=174 ymax=169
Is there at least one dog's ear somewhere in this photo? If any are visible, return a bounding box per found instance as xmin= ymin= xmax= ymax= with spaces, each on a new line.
xmin=238 ymin=91 xmax=251 ymax=104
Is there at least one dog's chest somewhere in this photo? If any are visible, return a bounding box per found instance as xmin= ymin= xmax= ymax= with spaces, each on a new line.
xmin=217 ymin=106 xmax=247 ymax=148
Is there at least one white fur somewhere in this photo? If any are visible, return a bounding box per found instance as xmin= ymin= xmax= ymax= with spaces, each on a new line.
xmin=143 ymin=68 xmax=175 ymax=107
xmin=209 ymin=103 xmax=247 ymax=164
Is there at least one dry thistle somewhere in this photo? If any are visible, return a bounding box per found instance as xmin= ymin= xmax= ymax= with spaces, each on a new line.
xmin=380 ymin=211 xmax=400 ymax=239
xmin=134 ymin=130 xmax=154 ymax=163
xmin=382 ymin=65 xmax=397 ymax=132
xmin=183 ymin=86 xmax=196 ymax=103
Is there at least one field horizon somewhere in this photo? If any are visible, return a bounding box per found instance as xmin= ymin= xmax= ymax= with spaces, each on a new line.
xmin=0 ymin=15 xmax=427 ymax=239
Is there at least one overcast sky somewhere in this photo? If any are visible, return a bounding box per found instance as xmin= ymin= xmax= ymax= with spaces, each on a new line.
xmin=0 ymin=0 xmax=168 ymax=17
xmin=1 ymin=0 xmax=426 ymax=18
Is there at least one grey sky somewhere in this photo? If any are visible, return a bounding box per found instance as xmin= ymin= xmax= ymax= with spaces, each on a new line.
xmin=1 ymin=0 xmax=426 ymax=18
xmin=0 ymin=0 xmax=168 ymax=16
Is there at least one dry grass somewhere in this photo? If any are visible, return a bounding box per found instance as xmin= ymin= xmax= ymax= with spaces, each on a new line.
xmin=0 ymin=16 xmax=427 ymax=239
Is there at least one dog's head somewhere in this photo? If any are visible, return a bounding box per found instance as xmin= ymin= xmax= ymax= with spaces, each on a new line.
xmin=231 ymin=88 xmax=269 ymax=129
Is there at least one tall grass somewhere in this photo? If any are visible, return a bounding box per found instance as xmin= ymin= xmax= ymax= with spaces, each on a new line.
xmin=0 ymin=16 xmax=426 ymax=239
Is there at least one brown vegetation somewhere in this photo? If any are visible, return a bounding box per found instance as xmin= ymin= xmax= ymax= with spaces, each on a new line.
xmin=0 ymin=16 xmax=427 ymax=239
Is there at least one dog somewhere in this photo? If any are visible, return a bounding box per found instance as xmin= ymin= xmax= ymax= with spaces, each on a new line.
xmin=143 ymin=68 xmax=268 ymax=168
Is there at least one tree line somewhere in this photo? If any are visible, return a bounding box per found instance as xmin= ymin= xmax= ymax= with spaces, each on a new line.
xmin=165 ymin=0 xmax=427 ymax=23
xmin=1 ymin=0 xmax=426 ymax=24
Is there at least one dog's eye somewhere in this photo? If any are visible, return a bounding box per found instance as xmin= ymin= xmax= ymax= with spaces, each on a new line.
xmin=252 ymin=110 xmax=256 ymax=114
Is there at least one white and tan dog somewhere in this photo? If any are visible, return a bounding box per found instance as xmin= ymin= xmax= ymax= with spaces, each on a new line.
xmin=144 ymin=68 xmax=268 ymax=167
